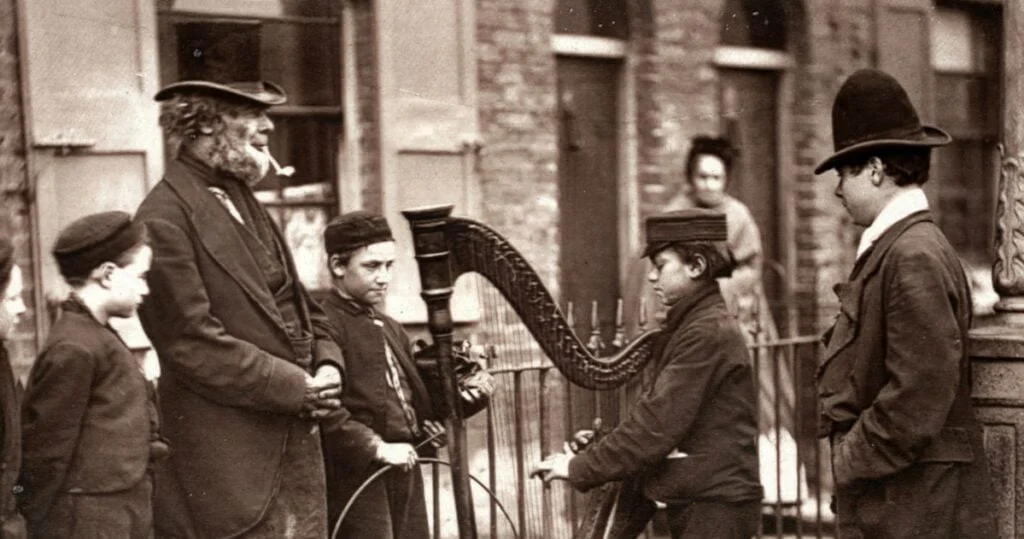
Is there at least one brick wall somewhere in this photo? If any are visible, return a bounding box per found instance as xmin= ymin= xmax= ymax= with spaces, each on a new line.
xmin=471 ymin=0 xmax=886 ymax=336
xmin=0 ymin=0 xmax=36 ymax=379
xmin=476 ymin=0 xmax=560 ymax=290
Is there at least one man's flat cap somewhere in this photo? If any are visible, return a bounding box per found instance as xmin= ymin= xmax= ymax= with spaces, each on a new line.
xmin=642 ymin=208 xmax=728 ymax=258
xmin=53 ymin=211 xmax=147 ymax=280
xmin=154 ymin=80 xmax=288 ymax=107
xmin=324 ymin=211 xmax=394 ymax=254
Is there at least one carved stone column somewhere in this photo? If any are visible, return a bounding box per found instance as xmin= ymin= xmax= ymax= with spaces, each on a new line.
xmin=993 ymin=2 xmax=1024 ymax=322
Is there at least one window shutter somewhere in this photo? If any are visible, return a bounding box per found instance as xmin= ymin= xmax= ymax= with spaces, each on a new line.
xmin=19 ymin=0 xmax=162 ymax=156
xmin=19 ymin=0 xmax=162 ymax=345
xmin=376 ymin=0 xmax=482 ymax=323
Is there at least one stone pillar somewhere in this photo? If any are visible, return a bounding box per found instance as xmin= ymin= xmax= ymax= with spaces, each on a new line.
xmin=970 ymin=5 xmax=1024 ymax=539
xmin=993 ymin=1 xmax=1024 ymax=321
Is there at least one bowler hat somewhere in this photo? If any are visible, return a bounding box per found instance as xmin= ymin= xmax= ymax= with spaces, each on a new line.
xmin=642 ymin=208 xmax=728 ymax=258
xmin=154 ymin=80 xmax=288 ymax=107
xmin=814 ymin=69 xmax=950 ymax=174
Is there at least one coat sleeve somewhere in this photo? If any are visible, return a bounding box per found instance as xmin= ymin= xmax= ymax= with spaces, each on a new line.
xmin=832 ymin=246 xmax=964 ymax=486
xmin=304 ymin=289 xmax=346 ymax=378
xmin=567 ymin=324 xmax=722 ymax=491
xmin=139 ymin=217 xmax=308 ymax=414
xmin=19 ymin=343 xmax=94 ymax=523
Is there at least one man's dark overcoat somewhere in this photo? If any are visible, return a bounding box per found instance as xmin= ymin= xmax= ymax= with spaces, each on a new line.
xmin=568 ymin=282 xmax=762 ymax=507
xmin=320 ymin=292 xmax=436 ymax=538
xmin=818 ymin=211 xmax=996 ymax=538
xmin=135 ymin=157 xmax=344 ymax=538
xmin=19 ymin=299 xmax=156 ymax=537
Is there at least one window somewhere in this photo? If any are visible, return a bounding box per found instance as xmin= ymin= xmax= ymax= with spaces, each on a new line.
xmin=720 ymin=0 xmax=787 ymax=50
xmin=930 ymin=4 xmax=1001 ymax=264
xmin=157 ymin=0 xmax=342 ymax=290
xmin=555 ymin=0 xmax=628 ymax=38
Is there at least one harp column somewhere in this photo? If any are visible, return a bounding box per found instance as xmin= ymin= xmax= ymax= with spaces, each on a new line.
xmin=402 ymin=204 xmax=477 ymax=539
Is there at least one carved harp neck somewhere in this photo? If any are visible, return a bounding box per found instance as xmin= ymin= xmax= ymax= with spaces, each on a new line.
xmin=403 ymin=204 xmax=659 ymax=391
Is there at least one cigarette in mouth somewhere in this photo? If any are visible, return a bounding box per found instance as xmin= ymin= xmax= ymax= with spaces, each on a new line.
xmin=264 ymin=149 xmax=295 ymax=177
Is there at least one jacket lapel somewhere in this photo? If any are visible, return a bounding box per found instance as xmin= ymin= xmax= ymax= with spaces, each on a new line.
xmin=162 ymin=160 xmax=287 ymax=331
xmin=819 ymin=211 xmax=934 ymax=371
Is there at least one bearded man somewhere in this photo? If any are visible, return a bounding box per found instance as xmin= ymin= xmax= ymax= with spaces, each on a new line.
xmin=136 ymin=81 xmax=345 ymax=538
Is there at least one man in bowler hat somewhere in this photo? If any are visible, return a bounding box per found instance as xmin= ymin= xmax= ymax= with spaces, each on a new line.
xmin=816 ymin=68 xmax=997 ymax=538
xmin=533 ymin=208 xmax=763 ymax=538
xmin=135 ymin=81 xmax=344 ymax=537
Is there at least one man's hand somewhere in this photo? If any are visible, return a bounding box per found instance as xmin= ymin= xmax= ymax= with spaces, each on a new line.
xmin=302 ymin=366 xmax=342 ymax=419
xmin=375 ymin=442 xmax=419 ymax=471
xmin=530 ymin=449 xmax=573 ymax=484
xmin=315 ymin=364 xmax=343 ymax=390
xmin=421 ymin=420 xmax=447 ymax=449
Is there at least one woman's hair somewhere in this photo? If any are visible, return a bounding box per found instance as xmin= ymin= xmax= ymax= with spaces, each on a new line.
xmin=684 ymin=136 xmax=737 ymax=180
xmin=667 ymin=241 xmax=735 ymax=280
xmin=159 ymin=94 xmax=261 ymax=158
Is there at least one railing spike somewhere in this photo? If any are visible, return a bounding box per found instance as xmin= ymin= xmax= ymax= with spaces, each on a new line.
xmin=586 ymin=300 xmax=605 ymax=354
xmin=638 ymin=296 xmax=648 ymax=334
xmin=610 ymin=298 xmax=626 ymax=351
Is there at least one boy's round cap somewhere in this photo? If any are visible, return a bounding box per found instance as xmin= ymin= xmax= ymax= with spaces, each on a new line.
xmin=0 ymin=237 xmax=13 ymax=288
xmin=324 ymin=211 xmax=394 ymax=254
xmin=53 ymin=211 xmax=146 ymax=280
xmin=814 ymin=68 xmax=951 ymax=174
xmin=643 ymin=208 xmax=728 ymax=258
xmin=154 ymin=80 xmax=288 ymax=107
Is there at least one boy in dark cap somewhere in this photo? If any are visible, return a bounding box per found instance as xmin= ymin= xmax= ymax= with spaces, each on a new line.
xmin=533 ymin=208 xmax=763 ymax=539
xmin=137 ymin=80 xmax=344 ymax=537
xmin=0 ymin=237 xmax=27 ymax=538
xmin=19 ymin=211 xmax=164 ymax=537
xmin=815 ymin=69 xmax=996 ymax=538
xmin=319 ymin=210 xmax=492 ymax=537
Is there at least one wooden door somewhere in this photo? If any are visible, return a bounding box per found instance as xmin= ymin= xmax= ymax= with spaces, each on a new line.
xmin=719 ymin=68 xmax=781 ymax=308
xmin=557 ymin=56 xmax=622 ymax=428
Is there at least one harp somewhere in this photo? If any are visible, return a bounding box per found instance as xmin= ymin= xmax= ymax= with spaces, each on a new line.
xmin=402 ymin=204 xmax=660 ymax=539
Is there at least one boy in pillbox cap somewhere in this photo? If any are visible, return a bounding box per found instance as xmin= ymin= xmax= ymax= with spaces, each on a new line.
xmin=319 ymin=210 xmax=493 ymax=535
xmin=20 ymin=210 xmax=165 ymax=537
xmin=533 ymin=207 xmax=762 ymax=538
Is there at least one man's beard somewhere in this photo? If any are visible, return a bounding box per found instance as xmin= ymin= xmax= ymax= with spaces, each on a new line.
xmin=205 ymin=136 xmax=267 ymax=187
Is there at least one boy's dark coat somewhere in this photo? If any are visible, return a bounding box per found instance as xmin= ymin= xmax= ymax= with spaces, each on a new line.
xmin=19 ymin=301 xmax=154 ymax=535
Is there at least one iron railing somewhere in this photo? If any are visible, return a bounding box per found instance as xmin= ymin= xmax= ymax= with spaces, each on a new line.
xmin=418 ymin=335 xmax=835 ymax=538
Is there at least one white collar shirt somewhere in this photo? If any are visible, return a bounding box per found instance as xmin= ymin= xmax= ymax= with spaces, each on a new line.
xmin=857 ymin=187 xmax=929 ymax=261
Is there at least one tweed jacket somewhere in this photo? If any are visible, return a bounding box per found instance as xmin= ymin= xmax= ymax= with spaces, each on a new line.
xmin=568 ymin=283 xmax=762 ymax=505
xmin=135 ymin=157 xmax=344 ymax=538
xmin=0 ymin=345 xmax=24 ymax=539
xmin=19 ymin=300 xmax=155 ymax=529
xmin=818 ymin=211 xmax=995 ymax=536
